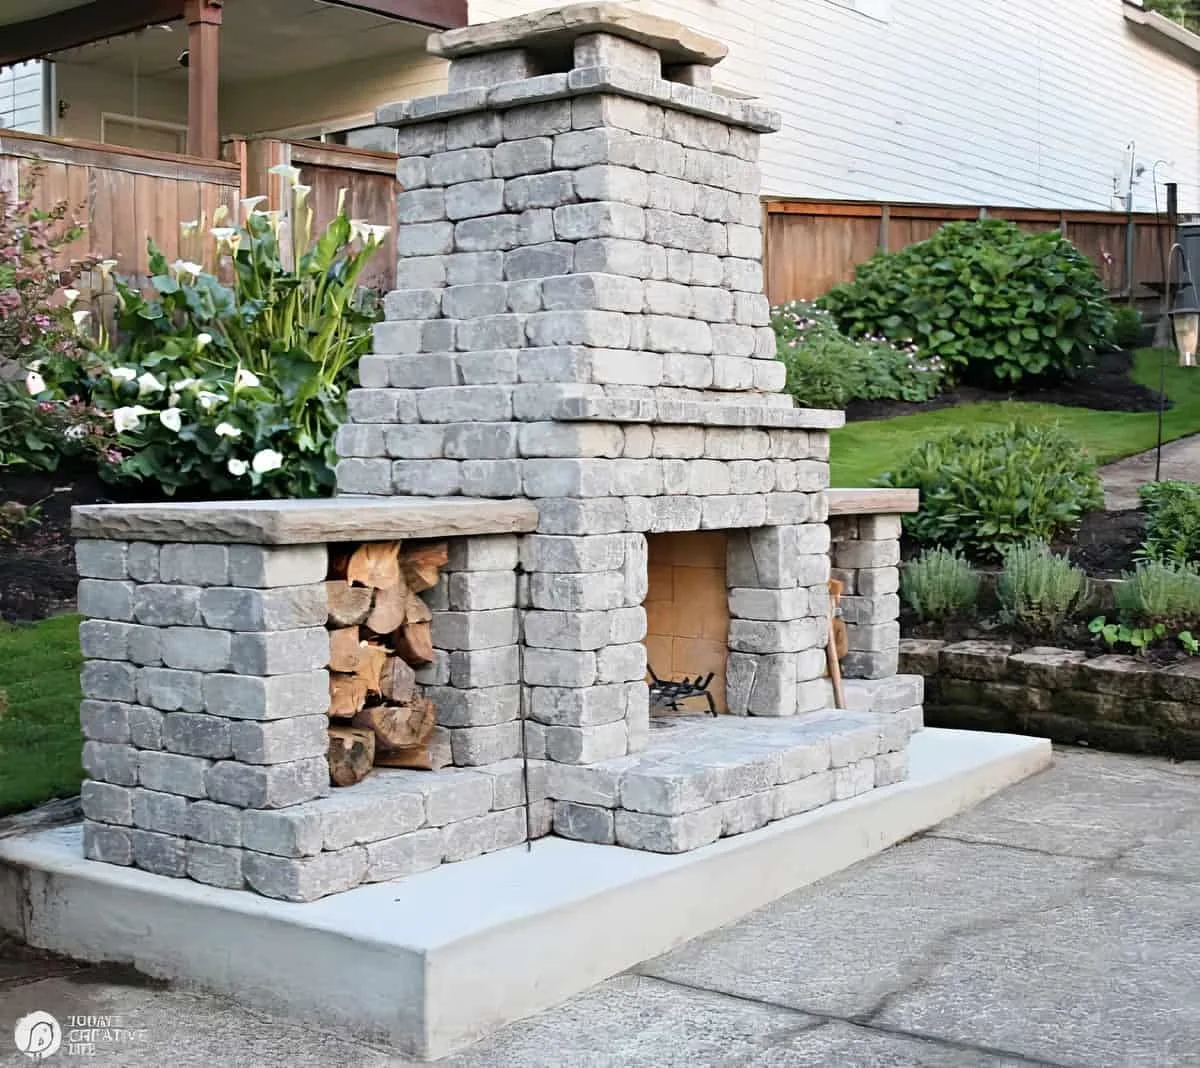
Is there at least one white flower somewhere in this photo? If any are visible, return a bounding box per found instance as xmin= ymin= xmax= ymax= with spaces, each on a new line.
xmin=293 ymin=184 xmax=312 ymax=203
xmin=215 ymin=422 xmax=242 ymax=439
xmin=97 ymin=259 xmax=118 ymax=281
xmin=210 ymin=227 xmax=238 ymax=247
xmin=110 ymin=367 xmax=137 ymax=386
xmin=252 ymin=449 xmax=283 ymax=474
xmin=159 ymin=408 xmax=183 ymax=432
xmin=73 ymin=309 xmax=91 ymax=331
xmin=24 ymin=370 xmax=46 ymax=395
xmin=227 ymin=458 xmax=248 ymax=477
xmin=196 ymin=332 xmax=213 ymax=351
xmin=137 ymin=372 xmax=165 ymax=395
xmin=63 ymin=288 xmax=80 ymax=308
xmin=113 ymin=405 xmax=152 ymax=433
xmin=212 ymin=204 xmax=230 ymax=226
xmin=268 ymin=163 xmax=302 ymax=186
xmin=63 ymin=424 xmax=87 ymax=440
xmin=196 ymin=390 xmax=224 ymax=411
xmin=26 ymin=358 xmax=43 ymax=371
xmin=234 ymin=367 xmax=261 ymax=390
xmin=241 ymin=196 xmax=267 ymax=216
xmin=170 ymin=259 xmax=204 ymax=281
xmin=363 ymin=224 xmax=390 ymax=244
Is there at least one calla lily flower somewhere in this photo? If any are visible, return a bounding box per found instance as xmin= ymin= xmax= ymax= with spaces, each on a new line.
xmin=113 ymin=405 xmax=153 ymax=432
xmin=252 ymin=449 xmax=283 ymax=474
xmin=72 ymin=309 xmax=91 ymax=332
xmin=24 ymin=370 xmax=46 ymax=395
xmin=268 ymin=163 xmax=303 ymax=186
xmin=110 ymin=367 xmax=137 ymax=384
xmin=215 ymin=422 xmax=242 ymax=439
xmin=97 ymin=259 xmax=119 ymax=281
xmin=63 ymin=288 xmax=80 ymax=307
xmin=234 ymin=367 xmax=261 ymax=390
xmin=170 ymin=260 xmax=204 ymax=281
xmin=196 ymin=333 xmax=213 ymax=351
xmin=196 ymin=391 xmax=224 ymax=411
xmin=159 ymin=408 xmax=183 ymax=432
xmin=241 ymin=196 xmax=267 ymax=216
xmin=137 ymin=372 xmax=165 ymax=395
xmin=227 ymin=458 xmax=248 ymax=476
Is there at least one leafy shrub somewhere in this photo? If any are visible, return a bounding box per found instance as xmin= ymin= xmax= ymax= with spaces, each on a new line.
xmin=878 ymin=421 xmax=1104 ymax=559
xmin=772 ymin=301 xmax=945 ymax=408
xmin=0 ymin=170 xmax=111 ymax=472
xmin=1109 ymin=305 xmax=1143 ymax=350
xmin=821 ymin=219 xmax=1115 ymax=387
xmin=38 ymin=174 xmax=386 ymax=497
xmin=901 ymin=548 xmax=979 ymax=621
xmin=1114 ymin=560 xmax=1200 ymax=630
xmin=997 ymin=540 xmax=1088 ymax=630
xmin=1139 ymin=481 xmax=1200 ymax=566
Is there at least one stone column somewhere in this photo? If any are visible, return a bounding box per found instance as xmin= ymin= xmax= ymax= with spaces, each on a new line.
xmin=830 ymin=515 xmax=903 ymax=679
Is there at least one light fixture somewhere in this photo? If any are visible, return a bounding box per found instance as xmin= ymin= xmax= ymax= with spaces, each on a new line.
xmin=1170 ymin=288 xmax=1200 ymax=367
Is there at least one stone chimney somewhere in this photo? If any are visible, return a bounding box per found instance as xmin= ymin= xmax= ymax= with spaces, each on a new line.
xmin=336 ymin=3 xmax=844 ymax=765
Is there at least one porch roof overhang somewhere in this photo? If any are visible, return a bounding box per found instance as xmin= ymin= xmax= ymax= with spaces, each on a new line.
xmin=0 ymin=0 xmax=467 ymax=68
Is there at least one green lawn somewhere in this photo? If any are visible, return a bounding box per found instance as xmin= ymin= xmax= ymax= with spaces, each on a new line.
xmin=0 ymin=614 xmax=83 ymax=816
xmin=830 ymin=349 xmax=1200 ymax=487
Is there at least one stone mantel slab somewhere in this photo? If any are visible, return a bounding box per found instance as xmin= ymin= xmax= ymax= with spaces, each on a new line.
xmin=427 ymin=3 xmax=729 ymax=66
xmin=827 ymin=488 xmax=920 ymax=516
xmin=71 ymin=497 xmax=540 ymax=545
xmin=376 ymin=65 xmax=781 ymax=134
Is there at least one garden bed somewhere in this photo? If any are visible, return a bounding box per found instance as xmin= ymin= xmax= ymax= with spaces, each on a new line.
xmin=901 ymin=638 xmax=1200 ymax=759
xmin=0 ymin=467 xmax=154 ymax=622
xmin=845 ymin=348 xmax=1164 ymax=423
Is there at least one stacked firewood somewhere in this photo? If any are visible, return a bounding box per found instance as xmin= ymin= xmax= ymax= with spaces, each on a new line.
xmin=325 ymin=540 xmax=448 ymax=786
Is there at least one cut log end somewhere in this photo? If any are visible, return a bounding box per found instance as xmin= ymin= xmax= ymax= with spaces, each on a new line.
xmin=328 ymin=727 xmax=375 ymax=787
xmin=326 ymin=581 xmax=373 ymax=627
xmin=393 ymin=621 xmax=434 ymax=666
xmin=353 ymin=698 xmax=436 ymax=751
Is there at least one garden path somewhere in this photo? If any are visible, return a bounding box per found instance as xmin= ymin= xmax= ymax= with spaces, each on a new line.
xmin=3 ymin=746 xmax=1199 ymax=1066
xmin=1098 ymin=432 xmax=1200 ymax=510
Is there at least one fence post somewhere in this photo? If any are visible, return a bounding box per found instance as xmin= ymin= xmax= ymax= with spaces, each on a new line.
xmin=878 ymin=204 xmax=889 ymax=252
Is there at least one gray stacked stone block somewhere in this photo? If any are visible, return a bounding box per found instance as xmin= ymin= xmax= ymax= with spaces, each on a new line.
xmin=78 ymin=541 xmax=332 ymax=880
xmin=831 ymin=516 xmax=905 ymax=679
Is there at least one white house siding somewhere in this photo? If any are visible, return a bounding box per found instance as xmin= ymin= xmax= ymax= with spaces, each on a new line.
xmin=467 ymin=0 xmax=1200 ymax=212
xmin=0 ymin=61 xmax=45 ymax=134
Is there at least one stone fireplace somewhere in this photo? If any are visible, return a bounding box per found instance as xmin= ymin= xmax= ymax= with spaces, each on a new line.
xmin=67 ymin=4 xmax=924 ymax=902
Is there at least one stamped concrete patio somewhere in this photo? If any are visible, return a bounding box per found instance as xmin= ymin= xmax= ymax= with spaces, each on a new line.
xmin=3 ymin=745 xmax=1198 ymax=1067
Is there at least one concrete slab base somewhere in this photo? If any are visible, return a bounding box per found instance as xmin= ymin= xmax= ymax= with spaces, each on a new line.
xmin=0 ymin=728 xmax=1050 ymax=1061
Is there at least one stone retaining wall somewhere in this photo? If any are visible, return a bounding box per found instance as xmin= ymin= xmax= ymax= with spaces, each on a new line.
xmin=902 ymin=638 xmax=1200 ymax=759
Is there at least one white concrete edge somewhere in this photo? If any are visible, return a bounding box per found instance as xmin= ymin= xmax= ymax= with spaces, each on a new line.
xmin=0 ymin=729 xmax=1052 ymax=1060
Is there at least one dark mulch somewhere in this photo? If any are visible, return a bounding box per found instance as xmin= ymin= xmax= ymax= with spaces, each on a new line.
xmin=1056 ymin=508 xmax=1146 ymax=577
xmin=0 ymin=467 xmax=154 ymax=623
xmin=846 ymin=348 xmax=1165 ymax=422
xmin=902 ymin=616 xmax=1188 ymax=667
xmin=902 ymin=508 xmax=1145 ymax=578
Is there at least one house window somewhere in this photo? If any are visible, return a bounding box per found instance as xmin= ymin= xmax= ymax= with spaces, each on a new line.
xmin=825 ymin=0 xmax=892 ymax=22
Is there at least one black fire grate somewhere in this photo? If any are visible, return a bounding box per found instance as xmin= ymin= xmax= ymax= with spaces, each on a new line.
xmin=647 ymin=666 xmax=718 ymax=717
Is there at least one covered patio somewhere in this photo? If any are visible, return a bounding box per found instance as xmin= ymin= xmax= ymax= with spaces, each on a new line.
xmin=0 ymin=0 xmax=466 ymax=157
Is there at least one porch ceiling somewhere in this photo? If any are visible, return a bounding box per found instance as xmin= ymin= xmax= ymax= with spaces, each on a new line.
xmin=0 ymin=0 xmax=90 ymax=28
xmin=49 ymin=0 xmax=432 ymax=84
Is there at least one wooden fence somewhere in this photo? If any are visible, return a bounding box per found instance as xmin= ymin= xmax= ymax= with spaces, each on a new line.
xmin=763 ymin=199 xmax=1176 ymax=305
xmin=0 ymin=129 xmax=241 ymax=281
xmin=231 ymin=138 xmax=399 ymax=292
xmin=0 ymin=131 xmax=400 ymax=292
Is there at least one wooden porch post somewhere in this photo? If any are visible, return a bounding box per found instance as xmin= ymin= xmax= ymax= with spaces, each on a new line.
xmin=184 ymin=0 xmax=223 ymax=159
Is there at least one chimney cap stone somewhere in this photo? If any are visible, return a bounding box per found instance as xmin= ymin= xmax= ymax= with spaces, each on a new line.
xmin=428 ymin=3 xmax=728 ymax=68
